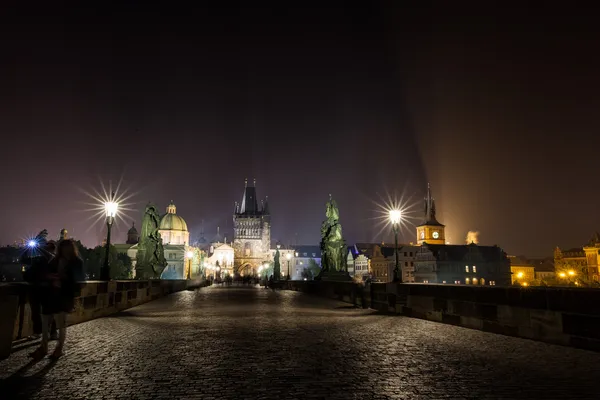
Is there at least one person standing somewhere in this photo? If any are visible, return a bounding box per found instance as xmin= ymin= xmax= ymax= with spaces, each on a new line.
xmin=23 ymin=240 xmax=58 ymax=340
xmin=29 ymin=239 xmax=82 ymax=360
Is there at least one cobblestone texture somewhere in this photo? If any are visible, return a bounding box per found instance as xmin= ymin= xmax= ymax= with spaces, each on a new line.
xmin=2 ymin=285 xmax=600 ymax=399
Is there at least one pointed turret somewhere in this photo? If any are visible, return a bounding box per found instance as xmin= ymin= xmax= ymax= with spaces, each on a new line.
xmin=422 ymin=183 xmax=441 ymax=225
xmin=416 ymin=183 xmax=445 ymax=244
xmin=239 ymin=178 xmax=260 ymax=215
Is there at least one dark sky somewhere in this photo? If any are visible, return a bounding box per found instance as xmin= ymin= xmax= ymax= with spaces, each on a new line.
xmin=1 ymin=2 xmax=599 ymax=257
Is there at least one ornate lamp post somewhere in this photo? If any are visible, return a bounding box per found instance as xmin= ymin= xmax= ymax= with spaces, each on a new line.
xmin=389 ymin=209 xmax=402 ymax=282
xmin=101 ymin=193 xmax=118 ymax=281
xmin=185 ymin=251 xmax=194 ymax=280
xmin=286 ymin=252 xmax=292 ymax=280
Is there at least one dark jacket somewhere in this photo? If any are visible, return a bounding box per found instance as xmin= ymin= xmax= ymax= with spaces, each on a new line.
xmin=41 ymin=257 xmax=82 ymax=314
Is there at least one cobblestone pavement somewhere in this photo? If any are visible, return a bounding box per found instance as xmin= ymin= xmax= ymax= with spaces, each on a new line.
xmin=2 ymin=286 xmax=600 ymax=399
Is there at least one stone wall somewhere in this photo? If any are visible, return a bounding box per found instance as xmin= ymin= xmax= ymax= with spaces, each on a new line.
xmin=6 ymin=279 xmax=205 ymax=342
xmin=285 ymin=280 xmax=370 ymax=308
xmin=285 ymin=281 xmax=600 ymax=352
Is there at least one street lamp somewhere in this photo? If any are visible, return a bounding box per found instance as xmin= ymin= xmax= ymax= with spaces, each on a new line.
xmin=286 ymin=252 xmax=292 ymax=280
xmin=186 ymin=251 xmax=194 ymax=280
xmin=389 ymin=209 xmax=402 ymax=282
xmin=101 ymin=192 xmax=118 ymax=281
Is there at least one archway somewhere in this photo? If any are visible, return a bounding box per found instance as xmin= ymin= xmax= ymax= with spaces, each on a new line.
xmin=236 ymin=263 xmax=256 ymax=277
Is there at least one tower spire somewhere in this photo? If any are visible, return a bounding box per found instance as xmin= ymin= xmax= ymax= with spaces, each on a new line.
xmin=424 ymin=183 xmax=438 ymax=224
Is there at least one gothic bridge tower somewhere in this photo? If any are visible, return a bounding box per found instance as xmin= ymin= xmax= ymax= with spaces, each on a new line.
xmin=232 ymin=178 xmax=271 ymax=275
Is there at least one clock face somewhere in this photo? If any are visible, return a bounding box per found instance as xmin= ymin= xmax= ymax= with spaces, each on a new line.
xmin=420 ymin=231 xmax=425 ymax=239
xmin=433 ymin=231 xmax=440 ymax=239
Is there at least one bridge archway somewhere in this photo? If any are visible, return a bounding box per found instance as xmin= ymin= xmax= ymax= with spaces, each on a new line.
xmin=236 ymin=263 xmax=257 ymax=277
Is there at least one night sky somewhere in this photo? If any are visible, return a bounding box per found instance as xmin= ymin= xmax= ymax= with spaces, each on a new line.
xmin=2 ymin=3 xmax=599 ymax=257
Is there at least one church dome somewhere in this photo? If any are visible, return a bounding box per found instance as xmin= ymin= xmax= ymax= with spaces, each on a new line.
xmin=128 ymin=224 xmax=138 ymax=235
xmin=159 ymin=202 xmax=188 ymax=232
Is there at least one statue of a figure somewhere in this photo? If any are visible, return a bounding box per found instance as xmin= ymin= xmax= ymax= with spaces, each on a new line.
xmin=319 ymin=196 xmax=347 ymax=273
xmin=135 ymin=203 xmax=167 ymax=279
xmin=273 ymin=248 xmax=281 ymax=280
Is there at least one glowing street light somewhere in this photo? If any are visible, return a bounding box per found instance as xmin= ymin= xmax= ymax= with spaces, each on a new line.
xmin=517 ymin=272 xmax=524 ymax=279
xmin=27 ymin=240 xmax=37 ymax=248
xmin=101 ymin=192 xmax=118 ymax=281
xmin=389 ymin=209 xmax=402 ymax=282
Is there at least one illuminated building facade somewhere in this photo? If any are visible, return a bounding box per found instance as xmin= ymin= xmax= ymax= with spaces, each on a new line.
xmin=554 ymin=232 xmax=600 ymax=283
xmin=232 ymin=179 xmax=271 ymax=276
xmin=508 ymin=256 xmax=536 ymax=285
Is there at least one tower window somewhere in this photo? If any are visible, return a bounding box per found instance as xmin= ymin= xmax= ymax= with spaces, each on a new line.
xmin=473 ymin=266 xmax=477 ymax=273
xmin=465 ymin=265 xmax=469 ymax=272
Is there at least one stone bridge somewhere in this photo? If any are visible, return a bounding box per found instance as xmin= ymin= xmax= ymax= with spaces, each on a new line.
xmin=1 ymin=285 xmax=599 ymax=399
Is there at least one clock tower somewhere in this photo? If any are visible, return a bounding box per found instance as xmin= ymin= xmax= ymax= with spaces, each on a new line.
xmin=416 ymin=183 xmax=446 ymax=245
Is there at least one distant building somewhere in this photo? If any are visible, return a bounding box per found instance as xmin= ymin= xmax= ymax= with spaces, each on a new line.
xmin=414 ymin=243 xmax=511 ymax=286
xmin=554 ymin=233 xmax=600 ymax=283
xmin=126 ymin=223 xmax=139 ymax=245
xmin=508 ymin=256 xmax=535 ymax=285
xmin=293 ymin=245 xmax=321 ymax=280
xmin=398 ymin=245 xmax=419 ymax=283
xmin=232 ymin=179 xmax=271 ymax=276
xmin=530 ymin=258 xmax=555 ymax=281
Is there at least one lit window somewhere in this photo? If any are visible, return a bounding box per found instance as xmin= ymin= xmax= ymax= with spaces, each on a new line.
xmin=442 ymin=280 xmax=446 ymax=284
xmin=466 ymin=278 xmax=470 ymax=284
xmin=490 ymin=281 xmax=496 ymax=286
xmin=465 ymin=265 xmax=469 ymax=272
xmin=454 ymin=280 xmax=461 ymax=284
xmin=423 ymin=280 xmax=429 ymax=283
xmin=473 ymin=266 xmax=477 ymax=273
xmin=472 ymin=277 xmax=478 ymax=285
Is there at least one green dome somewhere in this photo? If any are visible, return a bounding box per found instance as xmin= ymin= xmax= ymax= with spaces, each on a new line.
xmin=160 ymin=213 xmax=188 ymax=231
xmin=159 ymin=201 xmax=188 ymax=231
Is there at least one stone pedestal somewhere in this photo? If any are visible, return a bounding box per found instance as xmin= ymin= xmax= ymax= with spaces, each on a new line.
xmin=315 ymin=270 xmax=353 ymax=282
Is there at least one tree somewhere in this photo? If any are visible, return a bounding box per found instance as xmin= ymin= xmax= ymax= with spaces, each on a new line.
xmin=273 ymin=248 xmax=281 ymax=280
xmin=307 ymin=258 xmax=321 ymax=277
xmin=83 ymin=245 xmax=132 ymax=280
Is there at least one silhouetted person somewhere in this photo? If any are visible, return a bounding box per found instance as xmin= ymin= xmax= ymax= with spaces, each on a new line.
xmin=30 ymin=239 xmax=82 ymax=360
xmin=23 ymin=241 xmax=57 ymax=340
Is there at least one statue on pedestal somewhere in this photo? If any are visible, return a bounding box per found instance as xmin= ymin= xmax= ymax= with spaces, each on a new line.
xmin=135 ymin=203 xmax=167 ymax=279
xmin=316 ymin=195 xmax=351 ymax=281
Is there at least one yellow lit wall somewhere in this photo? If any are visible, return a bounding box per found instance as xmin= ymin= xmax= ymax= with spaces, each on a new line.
xmin=510 ymin=266 xmax=535 ymax=285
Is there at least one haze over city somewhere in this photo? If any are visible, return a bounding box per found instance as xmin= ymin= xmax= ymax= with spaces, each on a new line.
xmin=2 ymin=3 xmax=600 ymax=257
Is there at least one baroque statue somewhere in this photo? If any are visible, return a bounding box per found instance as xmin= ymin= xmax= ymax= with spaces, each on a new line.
xmin=135 ymin=203 xmax=167 ymax=279
xmin=318 ymin=195 xmax=348 ymax=275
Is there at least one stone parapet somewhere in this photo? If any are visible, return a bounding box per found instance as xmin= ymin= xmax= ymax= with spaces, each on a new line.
xmin=3 ymin=279 xmax=207 ymax=344
xmin=284 ymin=281 xmax=600 ymax=352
